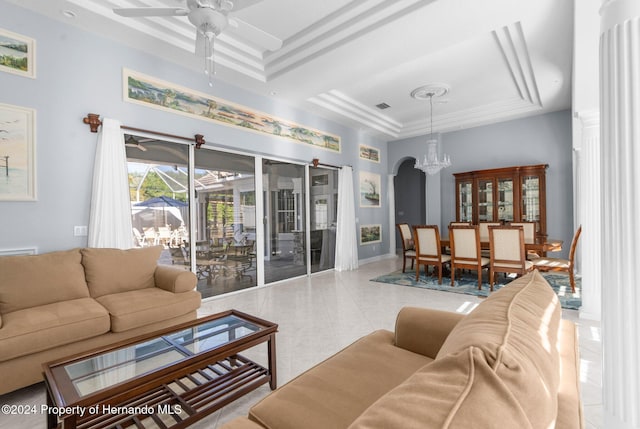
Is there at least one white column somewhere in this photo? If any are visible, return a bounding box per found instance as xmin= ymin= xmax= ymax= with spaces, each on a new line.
xmin=600 ymin=1 xmax=640 ymax=427
xmin=576 ymin=112 xmax=602 ymax=321
xmin=387 ymin=174 xmax=396 ymax=255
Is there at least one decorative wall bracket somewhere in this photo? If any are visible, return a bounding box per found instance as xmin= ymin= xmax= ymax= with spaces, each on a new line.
xmin=82 ymin=113 xmax=102 ymax=133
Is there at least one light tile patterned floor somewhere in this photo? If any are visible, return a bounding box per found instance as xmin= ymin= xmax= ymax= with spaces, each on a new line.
xmin=0 ymin=258 xmax=602 ymax=428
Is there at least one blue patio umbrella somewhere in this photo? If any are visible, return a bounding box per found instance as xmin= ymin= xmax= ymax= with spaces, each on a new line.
xmin=134 ymin=196 xmax=187 ymax=208
xmin=134 ymin=196 xmax=187 ymax=227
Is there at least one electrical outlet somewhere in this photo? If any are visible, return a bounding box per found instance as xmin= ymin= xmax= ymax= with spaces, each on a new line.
xmin=74 ymin=226 xmax=88 ymax=236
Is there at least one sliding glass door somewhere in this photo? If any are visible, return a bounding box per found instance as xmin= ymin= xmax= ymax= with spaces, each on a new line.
xmin=262 ymin=159 xmax=307 ymax=283
xmin=309 ymin=166 xmax=338 ymax=273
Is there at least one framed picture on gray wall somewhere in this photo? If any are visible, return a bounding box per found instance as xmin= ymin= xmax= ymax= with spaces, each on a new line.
xmin=359 ymin=171 xmax=381 ymax=208
xmin=0 ymin=28 xmax=36 ymax=79
xmin=0 ymin=102 xmax=36 ymax=201
xmin=360 ymin=224 xmax=381 ymax=245
xmin=359 ymin=144 xmax=380 ymax=163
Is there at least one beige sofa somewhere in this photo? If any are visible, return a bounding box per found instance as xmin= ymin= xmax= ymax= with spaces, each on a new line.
xmin=0 ymin=245 xmax=201 ymax=395
xmin=222 ymin=270 xmax=582 ymax=429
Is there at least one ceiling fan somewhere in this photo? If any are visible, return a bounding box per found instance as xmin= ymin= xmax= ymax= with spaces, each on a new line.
xmin=113 ymin=0 xmax=282 ymax=85
xmin=124 ymin=135 xmax=152 ymax=151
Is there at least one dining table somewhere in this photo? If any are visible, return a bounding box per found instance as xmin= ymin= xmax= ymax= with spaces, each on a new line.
xmin=439 ymin=236 xmax=563 ymax=256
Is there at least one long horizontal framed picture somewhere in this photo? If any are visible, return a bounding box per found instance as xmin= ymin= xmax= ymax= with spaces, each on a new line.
xmin=0 ymin=28 xmax=36 ymax=78
xmin=360 ymin=224 xmax=381 ymax=245
xmin=0 ymin=102 xmax=36 ymax=201
xmin=123 ymin=68 xmax=341 ymax=152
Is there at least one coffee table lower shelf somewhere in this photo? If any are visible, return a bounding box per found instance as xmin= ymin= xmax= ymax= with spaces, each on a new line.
xmin=60 ymin=354 xmax=268 ymax=429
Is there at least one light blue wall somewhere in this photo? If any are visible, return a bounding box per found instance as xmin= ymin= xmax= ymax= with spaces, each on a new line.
xmin=389 ymin=110 xmax=574 ymax=258
xmin=0 ymin=2 xmax=388 ymax=258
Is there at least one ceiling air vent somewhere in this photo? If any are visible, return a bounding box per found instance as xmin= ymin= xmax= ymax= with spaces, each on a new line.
xmin=375 ymin=102 xmax=391 ymax=110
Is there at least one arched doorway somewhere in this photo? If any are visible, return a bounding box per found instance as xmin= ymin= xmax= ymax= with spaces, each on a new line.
xmin=394 ymin=158 xmax=425 ymax=252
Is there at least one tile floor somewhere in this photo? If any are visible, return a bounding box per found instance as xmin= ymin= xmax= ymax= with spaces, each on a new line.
xmin=0 ymin=258 xmax=602 ymax=428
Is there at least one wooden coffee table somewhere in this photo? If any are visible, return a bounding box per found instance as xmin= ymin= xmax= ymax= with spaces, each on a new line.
xmin=42 ymin=310 xmax=277 ymax=429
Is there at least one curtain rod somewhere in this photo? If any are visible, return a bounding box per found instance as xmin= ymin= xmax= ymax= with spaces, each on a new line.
xmin=82 ymin=113 xmax=206 ymax=148
xmin=312 ymin=158 xmax=350 ymax=169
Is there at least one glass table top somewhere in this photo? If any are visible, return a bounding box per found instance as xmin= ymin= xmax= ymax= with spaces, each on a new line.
xmin=63 ymin=315 xmax=261 ymax=397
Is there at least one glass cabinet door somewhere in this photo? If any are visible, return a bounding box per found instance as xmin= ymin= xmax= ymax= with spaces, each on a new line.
xmin=477 ymin=179 xmax=494 ymax=221
xmin=458 ymin=180 xmax=473 ymax=222
xmin=521 ymin=175 xmax=540 ymax=224
xmin=497 ymin=177 xmax=514 ymax=222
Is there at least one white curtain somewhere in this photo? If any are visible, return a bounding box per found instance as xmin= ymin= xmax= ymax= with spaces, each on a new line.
xmin=335 ymin=166 xmax=359 ymax=271
xmin=87 ymin=118 xmax=134 ymax=249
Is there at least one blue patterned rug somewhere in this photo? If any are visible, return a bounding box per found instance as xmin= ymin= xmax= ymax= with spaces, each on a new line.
xmin=370 ymin=269 xmax=581 ymax=310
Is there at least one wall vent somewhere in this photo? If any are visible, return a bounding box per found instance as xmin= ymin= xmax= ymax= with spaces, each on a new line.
xmin=375 ymin=102 xmax=391 ymax=110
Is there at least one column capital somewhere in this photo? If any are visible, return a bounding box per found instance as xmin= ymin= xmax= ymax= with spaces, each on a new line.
xmin=601 ymin=0 xmax=640 ymax=33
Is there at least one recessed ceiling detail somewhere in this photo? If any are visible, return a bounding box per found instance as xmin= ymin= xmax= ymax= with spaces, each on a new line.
xmin=8 ymin=0 xmax=572 ymax=140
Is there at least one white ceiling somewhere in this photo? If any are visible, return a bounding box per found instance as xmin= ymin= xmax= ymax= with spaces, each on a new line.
xmin=8 ymin=0 xmax=574 ymax=141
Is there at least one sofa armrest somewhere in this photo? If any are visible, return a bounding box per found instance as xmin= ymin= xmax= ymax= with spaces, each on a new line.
xmin=394 ymin=306 xmax=465 ymax=358
xmin=154 ymin=265 xmax=197 ymax=293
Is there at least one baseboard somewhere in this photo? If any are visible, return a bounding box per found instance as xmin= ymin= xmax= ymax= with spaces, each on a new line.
xmin=359 ymin=252 xmax=396 ymax=266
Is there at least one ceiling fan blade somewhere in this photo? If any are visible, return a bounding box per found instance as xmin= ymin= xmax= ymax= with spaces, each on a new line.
xmin=227 ymin=17 xmax=282 ymax=51
xmin=113 ymin=7 xmax=189 ymax=18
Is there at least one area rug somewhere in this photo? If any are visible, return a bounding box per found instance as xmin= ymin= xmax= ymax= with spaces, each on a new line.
xmin=370 ymin=270 xmax=581 ymax=310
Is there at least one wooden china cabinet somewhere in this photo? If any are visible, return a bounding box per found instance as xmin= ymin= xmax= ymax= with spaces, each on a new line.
xmin=454 ymin=164 xmax=548 ymax=238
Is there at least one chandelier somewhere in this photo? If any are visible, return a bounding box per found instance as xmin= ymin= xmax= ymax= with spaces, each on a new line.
xmin=411 ymin=84 xmax=452 ymax=175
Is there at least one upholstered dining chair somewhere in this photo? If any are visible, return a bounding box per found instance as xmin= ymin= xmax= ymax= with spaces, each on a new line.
xmin=509 ymin=221 xmax=539 ymax=259
xmin=488 ymin=225 xmax=534 ymax=291
xmin=531 ymin=225 xmax=582 ymax=292
xmin=396 ymin=223 xmax=416 ymax=273
xmin=413 ymin=225 xmax=451 ymax=284
xmin=449 ymin=224 xmax=490 ymax=290
xmin=478 ymin=222 xmax=502 ymax=242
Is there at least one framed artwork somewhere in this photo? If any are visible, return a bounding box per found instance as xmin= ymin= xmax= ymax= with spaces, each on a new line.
xmin=0 ymin=28 xmax=36 ymax=78
xmin=359 ymin=144 xmax=380 ymax=163
xmin=0 ymin=247 xmax=37 ymax=257
xmin=0 ymin=102 xmax=36 ymax=201
xmin=360 ymin=224 xmax=381 ymax=245
xmin=123 ymin=68 xmax=341 ymax=152
xmin=359 ymin=171 xmax=381 ymax=208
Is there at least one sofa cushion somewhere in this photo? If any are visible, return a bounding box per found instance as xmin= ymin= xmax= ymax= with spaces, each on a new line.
xmin=81 ymin=246 xmax=163 ymax=298
xmin=96 ymin=288 xmax=201 ymax=332
xmin=349 ymin=346 xmax=531 ymax=429
xmin=0 ymin=298 xmax=110 ymax=362
xmin=248 ymin=330 xmax=432 ymax=429
xmin=435 ymin=270 xmax=562 ymax=429
xmin=0 ymin=249 xmax=89 ymax=314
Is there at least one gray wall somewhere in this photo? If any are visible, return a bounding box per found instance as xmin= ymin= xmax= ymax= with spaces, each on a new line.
xmin=0 ymin=2 xmax=388 ymax=258
xmin=389 ymin=110 xmax=574 ymax=258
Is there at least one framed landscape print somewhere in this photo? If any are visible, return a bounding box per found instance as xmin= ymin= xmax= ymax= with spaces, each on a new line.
xmin=0 ymin=28 xmax=36 ymax=78
xmin=360 ymin=224 xmax=381 ymax=245
xmin=359 ymin=144 xmax=380 ymax=163
xmin=0 ymin=103 xmax=36 ymax=201
xmin=359 ymin=171 xmax=381 ymax=208
xmin=124 ymin=68 xmax=341 ymax=152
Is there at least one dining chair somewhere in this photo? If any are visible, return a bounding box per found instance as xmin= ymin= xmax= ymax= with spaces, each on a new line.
xmin=478 ymin=222 xmax=502 ymax=242
xmin=530 ymin=225 xmax=582 ymax=292
xmin=413 ymin=225 xmax=451 ymax=284
xmin=509 ymin=221 xmax=539 ymax=259
xmin=396 ymin=223 xmax=416 ymax=273
xmin=488 ymin=225 xmax=534 ymax=291
xmin=449 ymin=224 xmax=490 ymax=290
